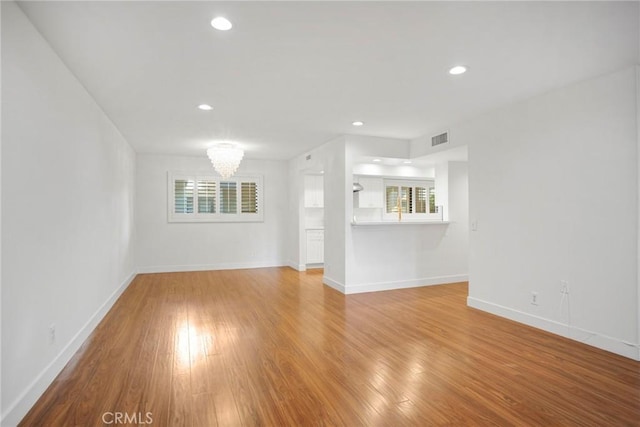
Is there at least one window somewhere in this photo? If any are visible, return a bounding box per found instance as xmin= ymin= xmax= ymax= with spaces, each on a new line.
xmin=174 ymin=179 xmax=195 ymax=213
xmin=385 ymin=185 xmax=412 ymax=214
xmin=219 ymin=181 xmax=237 ymax=214
xmin=383 ymin=179 xmax=440 ymax=220
xmin=415 ymin=186 xmax=427 ymax=213
xmin=241 ymin=182 xmax=258 ymax=213
xmin=169 ymin=173 xmax=263 ymax=222
xmin=197 ymin=180 xmax=216 ymax=213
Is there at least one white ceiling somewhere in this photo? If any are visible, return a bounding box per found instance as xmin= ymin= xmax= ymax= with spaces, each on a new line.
xmin=356 ymin=145 xmax=467 ymax=168
xmin=17 ymin=1 xmax=639 ymax=160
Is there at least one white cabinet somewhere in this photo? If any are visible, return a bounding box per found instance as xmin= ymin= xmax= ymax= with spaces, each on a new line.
xmin=356 ymin=177 xmax=384 ymax=208
xmin=306 ymin=229 xmax=324 ymax=264
xmin=304 ymin=175 xmax=324 ymax=208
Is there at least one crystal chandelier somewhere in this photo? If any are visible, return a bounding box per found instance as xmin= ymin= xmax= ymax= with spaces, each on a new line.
xmin=206 ymin=143 xmax=244 ymax=178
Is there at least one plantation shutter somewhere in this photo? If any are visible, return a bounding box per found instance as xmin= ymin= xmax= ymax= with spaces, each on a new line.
xmin=241 ymin=182 xmax=258 ymax=213
xmin=174 ymin=179 xmax=194 ymax=213
xmin=415 ymin=187 xmax=427 ymax=213
xmin=386 ymin=186 xmax=399 ymax=213
xmin=428 ymin=187 xmax=436 ymax=213
xmin=169 ymin=173 xmax=263 ymax=222
xmin=197 ymin=180 xmax=216 ymax=213
xmin=386 ymin=185 xmax=411 ymax=213
xmin=402 ymin=187 xmax=411 ymax=213
xmin=220 ymin=182 xmax=237 ymax=214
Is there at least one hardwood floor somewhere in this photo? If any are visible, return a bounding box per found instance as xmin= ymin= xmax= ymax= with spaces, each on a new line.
xmin=20 ymin=268 xmax=640 ymax=426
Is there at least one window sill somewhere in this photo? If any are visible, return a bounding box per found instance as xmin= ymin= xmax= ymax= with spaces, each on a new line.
xmin=351 ymin=221 xmax=450 ymax=227
xmin=169 ymin=215 xmax=264 ymax=223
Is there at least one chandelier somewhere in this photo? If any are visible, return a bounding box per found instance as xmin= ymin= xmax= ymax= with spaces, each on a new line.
xmin=206 ymin=143 xmax=244 ymax=178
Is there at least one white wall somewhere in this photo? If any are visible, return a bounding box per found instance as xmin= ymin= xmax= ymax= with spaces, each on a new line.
xmin=136 ymin=154 xmax=287 ymax=272
xmin=346 ymin=153 xmax=469 ymax=293
xmin=289 ymin=134 xmax=470 ymax=294
xmin=1 ymin=2 xmax=137 ymax=424
xmin=434 ymin=162 xmax=450 ymax=221
xmin=287 ymin=136 xmax=348 ymax=287
xmin=324 ymin=137 xmax=349 ymax=288
xmin=637 ymin=66 xmax=640 ymax=357
xmin=286 ymin=159 xmax=304 ymax=270
xmin=463 ymin=67 xmax=639 ymax=360
xmin=0 ymin=1 xmax=4 ymax=418
xmin=353 ymin=163 xmax=435 ymax=178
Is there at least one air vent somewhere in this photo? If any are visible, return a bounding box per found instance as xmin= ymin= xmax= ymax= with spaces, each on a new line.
xmin=431 ymin=131 xmax=449 ymax=147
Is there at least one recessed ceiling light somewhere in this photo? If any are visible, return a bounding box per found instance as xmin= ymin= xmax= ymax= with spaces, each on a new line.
xmin=403 ymin=160 xmax=412 ymax=164
xmin=211 ymin=17 xmax=232 ymax=31
xmin=198 ymin=104 xmax=213 ymax=111
xmin=373 ymin=159 xmax=381 ymax=163
xmin=449 ymin=65 xmax=467 ymax=75
xmin=352 ymin=121 xmax=364 ymax=126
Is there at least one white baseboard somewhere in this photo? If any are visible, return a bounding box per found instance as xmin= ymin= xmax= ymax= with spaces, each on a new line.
xmin=321 ymin=274 xmax=468 ymax=295
xmin=286 ymin=260 xmax=306 ymax=271
xmin=1 ymin=271 xmax=138 ymax=427
xmin=322 ymin=276 xmax=346 ymax=293
xmin=467 ymin=296 xmax=640 ymax=361
xmin=344 ymin=274 xmax=469 ymax=295
xmin=305 ymin=263 xmax=324 ymax=270
xmin=137 ymin=260 xmax=286 ymax=274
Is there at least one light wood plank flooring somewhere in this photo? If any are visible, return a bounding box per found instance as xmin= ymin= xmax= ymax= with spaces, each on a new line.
xmin=20 ymin=268 xmax=640 ymax=426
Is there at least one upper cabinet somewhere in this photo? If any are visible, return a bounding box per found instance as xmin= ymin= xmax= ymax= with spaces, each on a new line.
xmin=356 ymin=176 xmax=384 ymax=208
xmin=304 ymin=174 xmax=324 ymax=208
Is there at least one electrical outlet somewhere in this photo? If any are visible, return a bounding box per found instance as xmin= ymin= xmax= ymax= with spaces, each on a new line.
xmin=48 ymin=324 xmax=56 ymax=344
xmin=560 ymin=280 xmax=569 ymax=294
xmin=530 ymin=292 xmax=538 ymax=305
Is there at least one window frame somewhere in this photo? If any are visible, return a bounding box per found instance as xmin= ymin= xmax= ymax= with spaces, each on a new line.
xmin=382 ymin=178 xmax=440 ymax=221
xmin=168 ymin=172 xmax=264 ymax=223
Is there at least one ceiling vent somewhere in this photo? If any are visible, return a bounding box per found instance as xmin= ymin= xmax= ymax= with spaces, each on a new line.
xmin=431 ymin=131 xmax=449 ymax=147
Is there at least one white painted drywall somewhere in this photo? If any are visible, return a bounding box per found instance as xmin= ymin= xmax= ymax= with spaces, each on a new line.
xmin=435 ymin=161 xmax=450 ymax=221
xmin=1 ymin=2 xmax=137 ymax=424
xmin=636 ymin=65 xmax=640 ymax=359
xmin=0 ymin=1 xmax=4 ymax=419
xmin=288 ymin=136 xmax=347 ymax=286
xmin=346 ymin=155 xmax=469 ymax=293
xmin=287 ymin=134 xmax=470 ymax=294
xmin=285 ymin=164 xmax=305 ymax=270
xmin=463 ymin=67 xmax=639 ymax=359
xmin=315 ymin=136 xmax=347 ymax=288
xmin=135 ymin=154 xmax=287 ymax=272
xmin=328 ymin=135 xmax=469 ymax=293
xmin=353 ymin=163 xmax=435 ymax=178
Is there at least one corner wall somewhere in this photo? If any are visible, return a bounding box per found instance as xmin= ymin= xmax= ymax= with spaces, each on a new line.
xmin=1 ymin=2 xmax=137 ymax=424
xmin=346 ymin=137 xmax=469 ymax=293
xmin=287 ymin=136 xmax=348 ymax=288
xmin=0 ymin=1 xmax=4 ymax=419
xmin=464 ymin=67 xmax=639 ymax=360
xmin=636 ymin=65 xmax=640 ymax=357
xmin=288 ymin=134 xmax=470 ymax=294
